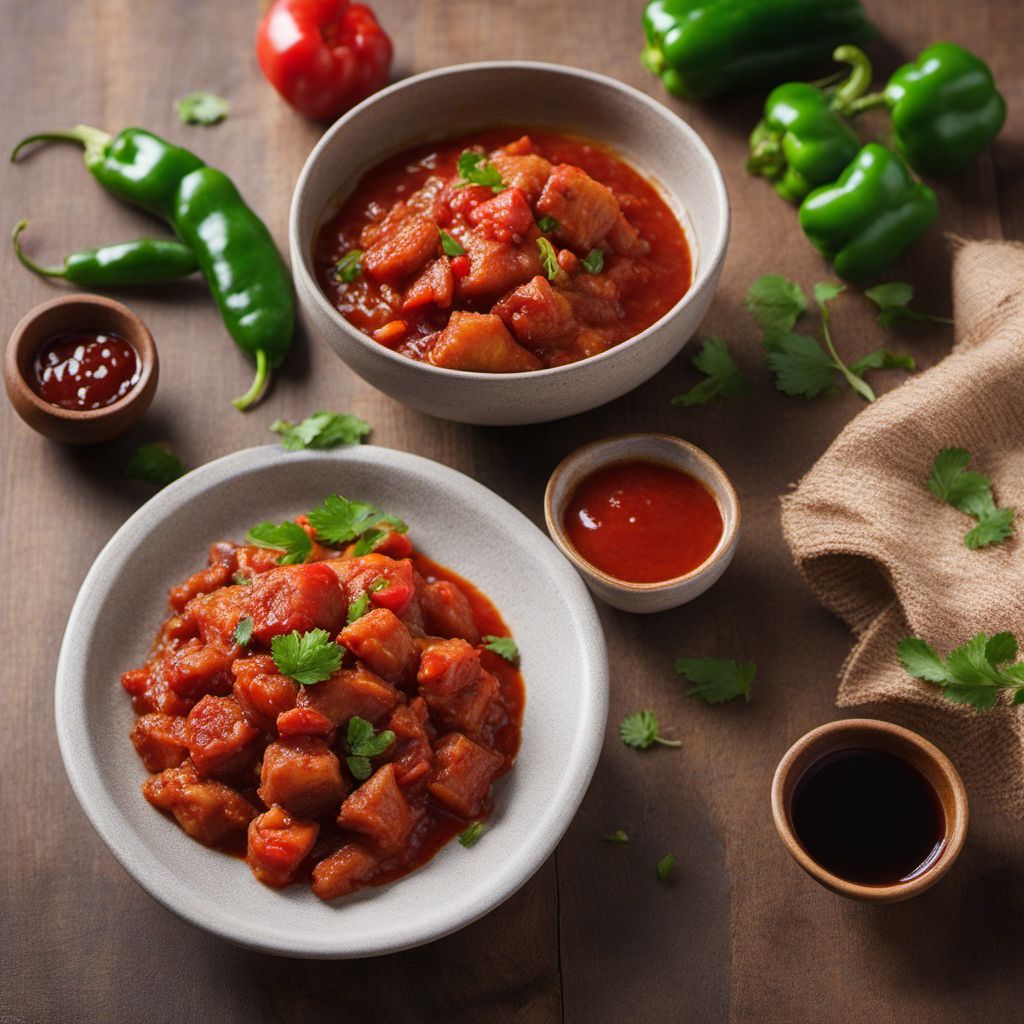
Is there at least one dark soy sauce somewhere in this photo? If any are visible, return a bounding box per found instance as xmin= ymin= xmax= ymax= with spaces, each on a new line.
xmin=791 ymin=748 xmax=945 ymax=886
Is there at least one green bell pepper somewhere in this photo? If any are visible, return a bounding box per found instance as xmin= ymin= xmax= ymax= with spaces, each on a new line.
xmin=641 ymin=0 xmax=873 ymax=101
xmin=798 ymin=143 xmax=938 ymax=282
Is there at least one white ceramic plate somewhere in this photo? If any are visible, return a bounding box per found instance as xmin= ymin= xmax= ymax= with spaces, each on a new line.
xmin=55 ymin=445 xmax=608 ymax=958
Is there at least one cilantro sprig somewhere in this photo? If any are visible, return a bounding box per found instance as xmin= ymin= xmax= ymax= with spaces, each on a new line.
xmin=307 ymin=494 xmax=408 ymax=553
xmin=271 ymin=628 xmax=342 ymax=686
xmin=175 ymin=90 xmax=229 ymax=126
xmin=126 ymin=443 xmax=187 ymax=487
xmin=246 ymin=520 xmax=313 ymax=565
xmin=232 ymin=617 xmax=254 ymax=648
xmin=865 ymin=282 xmax=953 ymax=328
xmin=656 ymin=853 xmax=678 ymax=884
xmin=270 ymin=411 xmax=371 ymax=451
xmin=604 ymin=829 xmax=630 ymax=846
xmin=581 ymin=248 xmax=604 ymax=275
xmin=927 ymin=448 xmax=1015 ymax=549
xmin=482 ymin=635 xmax=518 ymax=663
xmin=459 ymin=821 xmax=488 ymax=848
xmin=334 ymin=249 xmax=363 ymax=284
xmin=537 ymin=237 xmax=560 ymax=280
xmin=675 ymin=657 xmax=755 ymax=704
xmin=345 ymin=716 xmax=395 ymax=780
xmin=455 ymin=151 xmax=506 ymax=193
xmin=619 ymin=710 xmax=681 ymax=750
xmin=672 ymin=337 xmax=750 ymax=407
xmin=439 ymin=229 xmax=465 ymax=257
xmin=898 ymin=632 xmax=1024 ymax=710
xmin=537 ymin=215 xmax=559 ymax=233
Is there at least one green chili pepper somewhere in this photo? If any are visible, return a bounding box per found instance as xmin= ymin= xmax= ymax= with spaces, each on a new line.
xmin=798 ymin=143 xmax=938 ymax=282
xmin=11 ymin=125 xmax=293 ymax=410
xmin=12 ymin=220 xmax=198 ymax=286
xmin=641 ymin=0 xmax=873 ymax=101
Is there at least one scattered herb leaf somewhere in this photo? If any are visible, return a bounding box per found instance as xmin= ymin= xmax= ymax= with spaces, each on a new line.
xmin=347 ymin=593 xmax=370 ymax=623
xmin=271 ymin=628 xmax=343 ymax=686
xmin=619 ymin=710 xmax=681 ymax=750
xmin=763 ymin=330 xmax=837 ymax=398
xmin=537 ymin=237 xmax=560 ymax=280
xmin=656 ymin=853 xmax=678 ymax=884
xmin=370 ymin=577 xmax=390 ymax=593
xmin=965 ymin=508 xmax=1015 ymax=549
xmin=345 ymin=715 xmax=395 ymax=778
xmin=865 ymin=282 xmax=953 ymax=328
xmin=604 ymin=829 xmax=630 ymax=846
xmin=307 ymin=494 xmax=407 ymax=548
xmin=926 ymin=448 xmax=1015 ymax=548
xmin=246 ymin=520 xmax=313 ymax=565
xmin=745 ymin=274 xmax=807 ymax=335
xmin=455 ymin=151 xmax=505 ymax=193
xmin=270 ymin=411 xmax=371 ymax=451
xmin=233 ymin=572 xmax=252 ymax=586
xmin=674 ymin=657 xmax=756 ymax=704
xmin=334 ymin=249 xmax=363 ymax=284
xmin=672 ymin=337 xmax=750 ymax=406
xmin=582 ymin=248 xmax=604 ymax=274
xmin=126 ymin=444 xmax=187 ymax=487
xmin=459 ymin=821 xmax=488 ymax=848
xmin=482 ymin=635 xmax=519 ymax=663
xmin=537 ymin=215 xmax=559 ymax=233
xmin=815 ymin=282 xmax=875 ymax=402
xmin=848 ymin=349 xmax=916 ymax=377
xmin=232 ymin=617 xmax=254 ymax=648
xmin=439 ymin=229 xmax=465 ymax=257
xmin=175 ymin=90 xmax=229 ymax=126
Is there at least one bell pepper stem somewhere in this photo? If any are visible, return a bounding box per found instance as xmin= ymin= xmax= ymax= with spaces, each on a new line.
xmin=830 ymin=46 xmax=882 ymax=115
xmin=747 ymin=121 xmax=785 ymax=178
xmin=232 ymin=348 xmax=270 ymax=411
xmin=10 ymin=125 xmax=112 ymax=166
xmin=11 ymin=220 xmax=65 ymax=278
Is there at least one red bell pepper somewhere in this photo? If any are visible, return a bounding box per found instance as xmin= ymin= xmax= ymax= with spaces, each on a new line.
xmin=256 ymin=0 xmax=392 ymax=121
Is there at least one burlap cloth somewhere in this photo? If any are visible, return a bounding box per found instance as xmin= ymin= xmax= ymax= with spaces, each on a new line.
xmin=781 ymin=238 xmax=1024 ymax=815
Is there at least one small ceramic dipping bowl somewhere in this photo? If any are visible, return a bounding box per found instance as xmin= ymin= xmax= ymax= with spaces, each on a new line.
xmin=771 ymin=719 xmax=968 ymax=903
xmin=4 ymin=294 xmax=158 ymax=445
xmin=544 ymin=433 xmax=740 ymax=613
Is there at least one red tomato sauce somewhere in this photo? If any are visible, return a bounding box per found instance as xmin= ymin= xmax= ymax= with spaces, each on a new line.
xmin=564 ymin=460 xmax=723 ymax=583
xmin=32 ymin=330 xmax=140 ymax=410
xmin=314 ymin=127 xmax=691 ymax=371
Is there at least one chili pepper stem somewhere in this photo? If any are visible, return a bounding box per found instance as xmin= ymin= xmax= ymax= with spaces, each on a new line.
xmin=231 ymin=349 xmax=270 ymax=411
xmin=830 ymin=45 xmax=877 ymax=114
xmin=11 ymin=220 xmax=65 ymax=277
xmin=10 ymin=125 xmax=112 ymax=165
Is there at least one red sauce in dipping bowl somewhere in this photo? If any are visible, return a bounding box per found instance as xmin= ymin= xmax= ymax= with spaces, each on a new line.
xmin=545 ymin=434 xmax=739 ymax=613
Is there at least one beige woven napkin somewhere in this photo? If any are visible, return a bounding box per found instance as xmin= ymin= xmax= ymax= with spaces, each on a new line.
xmin=781 ymin=238 xmax=1024 ymax=814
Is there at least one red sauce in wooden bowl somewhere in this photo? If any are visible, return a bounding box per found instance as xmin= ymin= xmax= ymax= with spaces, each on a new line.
xmin=564 ymin=459 xmax=723 ymax=583
xmin=32 ymin=330 xmax=140 ymax=410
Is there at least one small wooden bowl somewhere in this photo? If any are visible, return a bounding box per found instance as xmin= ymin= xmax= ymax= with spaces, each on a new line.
xmin=771 ymin=719 xmax=968 ymax=903
xmin=4 ymin=294 xmax=158 ymax=444
xmin=544 ymin=433 xmax=740 ymax=613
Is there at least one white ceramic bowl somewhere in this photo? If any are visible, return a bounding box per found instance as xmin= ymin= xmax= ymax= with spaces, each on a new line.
xmin=54 ymin=445 xmax=608 ymax=958
xmin=544 ymin=433 xmax=740 ymax=613
xmin=290 ymin=61 xmax=730 ymax=425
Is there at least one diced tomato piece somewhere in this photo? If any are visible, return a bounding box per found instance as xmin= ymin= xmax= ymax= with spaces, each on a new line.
xmin=337 ymin=763 xmax=419 ymax=855
xmin=537 ymin=164 xmax=620 ymax=251
xmin=387 ymin=698 xmax=434 ymax=789
xmin=447 ymin=183 xmax=493 ymax=219
xmin=489 ymin=151 xmax=553 ymax=202
xmin=185 ymin=695 xmax=260 ymax=779
xmin=164 ymin=638 xmax=236 ymax=701
xmin=130 ymin=713 xmax=189 ymax=772
xmin=427 ymin=733 xmax=503 ymax=818
xmin=297 ymin=663 xmax=400 ymax=727
xmin=418 ymin=580 xmax=481 ymax=644
xmin=169 ymin=562 xmax=233 ymax=614
xmin=143 ymin=760 xmax=256 ymax=847
xmin=258 ymin=737 xmax=347 ymax=819
xmin=418 ymin=639 xmax=500 ymax=737
xmin=402 ymin=257 xmax=454 ymax=312
xmin=232 ymin=654 xmax=299 ymax=731
xmin=557 ymin=249 xmax=580 ymax=274
xmin=362 ymin=214 xmax=438 ymax=287
xmin=373 ymin=319 xmax=408 ymax=347
xmin=368 ymin=530 xmax=414 ymax=560
xmin=247 ymin=804 xmax=319 ymax=888
xmin=492 ymin=275 xmax=576 ymax=346
xmin=276 ymin=705 xmax=336 ymax=739
xmin=248 ymin=562 xmax=346 ymax=645
xmin=325 ymin=554 xmax=416 ymax=616
xmin=469 ymin=187 xmax=534 ymax=237
xmin=450 ymin=254 xmax=471 ymax=278
xmin=311 ymin=842 xmax=378 ymax=900
xmin=338 ymin=608 xmax=418 ymax=686
xmin=428 ymin=312 xmax=542 ymax=373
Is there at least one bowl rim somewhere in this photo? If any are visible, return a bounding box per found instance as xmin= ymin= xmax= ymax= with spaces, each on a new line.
xmin=4 ymin=292 xmax=157 ymax=423
xmin=53 ymin=443 xmax=609 ymax=957
xmin=543 ymin=432 xmax=741 ymax=592
xmin=289 ymin=59 xmax=730 ymax=383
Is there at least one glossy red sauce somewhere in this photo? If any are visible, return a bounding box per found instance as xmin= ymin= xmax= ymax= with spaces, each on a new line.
xmin=564 ymin=460 xmax=723 ymax=583
xmin=32 ymin=330 xmax=140 ymax=410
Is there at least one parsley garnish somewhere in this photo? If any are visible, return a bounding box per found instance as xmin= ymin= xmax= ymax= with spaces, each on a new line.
xmin=126 ymin=443 xmax=187 ymax=487
xmin=675 ymin=657 xmax=755 ymax=704
xmin=865 ymin=282 xmax=953 ymax=328
xmin=306 ymin=494 xmax=407 ymax=551
xmin=619 ymin=710 xmax=681 ymax=750
xmin=459 ymin=821 xmax=488 ymax=848
xmin=271 ymin=628 xmax=342 ymax=686
xmin=745 ymin=274 xmax=806 ymax=335
xmin=334 ymin=249 xmax=363 ymax=284
xmin=344 ymin=716 xmax=395 ymax=779
xmin=537 ymin=237 xmax=560 ymax=280
xmin=671 ymin=337 xmax=750 ymax=407
xmin=537 ymin=215 xmax=559 ymax=233
xmin=656 ymin=853 xmax=677 ymax=884
xmin=927 ymin=448 xmax=1015 ymax=549
xmin=245 ymin=520 xmax=313 ymax=565
xmin=270 ymin=411 xmax=371 ymax=451
xmin=604 ymin=829 xmax=630 ymax=846
xmin=175 ymin=90 xmax=229 ymax=126
xmin=482 ymin=635 xmax=518 ymax=663
xmin=899 ymin=632 xmax=1024 ymax=710
xmin=439 ymin=229 xmax=465 ymax=257
xmin=581 ymin=248 xmax=604 ymax=274
xmin=455 ymin=151 xmax=506 ymax=193
xmin=232 ymin=617 xmax=254 ymax=648
xmin=347 ymin=593 xmax=370 ymax=624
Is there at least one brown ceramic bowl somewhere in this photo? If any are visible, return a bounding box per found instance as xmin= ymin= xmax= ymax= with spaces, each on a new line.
xmin=4 ymin=294 xmax=158 ymax=444
xmin=771 ymin=719 xmax=968 ymax=903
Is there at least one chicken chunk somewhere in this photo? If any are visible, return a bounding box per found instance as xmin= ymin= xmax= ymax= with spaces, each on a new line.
xmin=247 ymin=804 xmax=319 ymax=888
xmin=130 ymin=713 xmax=189 ymax=773
xmin=428 ymin=312 xmax=542 ymax=373
xmin=247 ymin=562 xmax=347 ymax=645
xmin=489 ymin=151 xmax=553 ymax=202
xmin=338 ymin=607 xmax=419 ymax=686
xmin=311 ymin=842 xmax=378 ymax=901
xmin=456 ymin=232 xmax=542 ymax=304
xmin=258 ymin=737 xmax=347 ymax=819
xmin=232 ymin=654 xmax=299 ymax=732
xmin=363 ymin=213 xmax=439 ymax=287
xmin=185 ymin=695 xmax=260 ymax=779
xmin=418 ymin=579 xmax=481 ymax=645
xmin=427 ymin=733 xmax=504 ymax=818
xmin=417 ymin=638 xmax=501 ymax=737
xmin=337 ymin=763 xmax=419 ymax=856
xmin=297 ymin=663 xmax=400 ymax=728
xmin=402 ymin=256 xmax=454 ymax=312
xmin=537 ymin=164 xmax=620 ymax=251
xmin=492 ymin=275 xmax=576 ymax=346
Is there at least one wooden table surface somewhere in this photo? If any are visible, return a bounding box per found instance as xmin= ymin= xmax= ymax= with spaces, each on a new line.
xmin=2 ymin=1 xmax=1022 ymax=1021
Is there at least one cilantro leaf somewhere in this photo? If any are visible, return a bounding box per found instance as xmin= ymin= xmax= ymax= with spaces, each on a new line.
xmin=816 ymin=284 xmax=875 ymax=402
xmin=439 ymin=229 xmax=465 ymax=257
xmin=813 ymin=281 xmax=844 ymax=307
xmin=896 ymin=638 xmax=951 ymax=683
xmin=246 ymin=520 xmax=312 ymax=565
xmin=347 ymin=593 xmax=370 ymax=623
xmin=232 ymin=617 xmax=254 ymax=648
xmin=306 ymin=494 xmax=407 ymax=547
xmin=764 ymin=331 xmax=837 ymax=398
xmin=347 ymin=715 xmax=395 ymax=757
xmin=672 ymin=337 xmax=750 ymax=407
xmin=656 ymin=854 xmax=677 ymax=884
xmin=745 ymin=275 xmax=807 ymax=335
xmin=582 ymin=248 xmax=604 ymax=274
xmin=604 ymin=829 xmax=630 ymax=846
xmin=674 ymin=657 xmax=755 ymax=704
xmin=175 ymin=90 xmax=229 ymax=126
xmin=537 ymin=215 xmax=559 ymax=233
xmin=346 ymin=755 xmax=372 ymax=780
xmin=865 ymin=282 xmax=952 ymax=328
xmin=334 ymin=249 xmax=363 ymax=284
xmin=619 ymin=710 xmax=681 ymax=750
xmin=126 ymin=443 xmax=187 ymax=487
xmin=537 ymin=237 xmax=560 ymax=280
xmin=271 ymin=628 xmax=342 ymax=686
xmin=271 ymin=411 xmax=371 ymax=451
xmin=965 ymin=508 xmax=1015 ymax=549
xmin=848 ymin=349 xmax=916 ymax=377
xmin=482 ymin=635 xmax=519 ymax=663
xmin=926 ymin=448 xmax=1014 ymax=547
xmin=455 ymin=151 xmax=505 ymax=193
xmin=459 ymin=821 xmax=488 ymax=848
